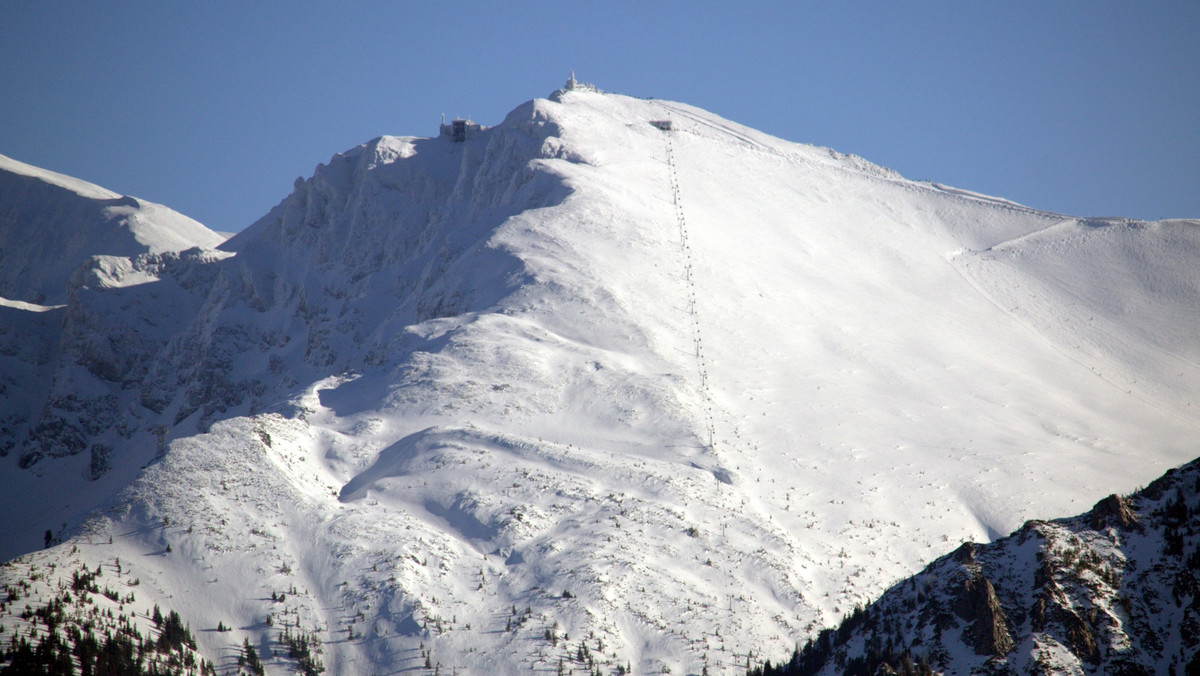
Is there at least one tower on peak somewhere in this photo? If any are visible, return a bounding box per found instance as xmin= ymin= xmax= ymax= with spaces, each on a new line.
xmin=552 ymin=71 xmax=601 ymax=100
xmin=439 ymin=115 xmax=483 ymax=142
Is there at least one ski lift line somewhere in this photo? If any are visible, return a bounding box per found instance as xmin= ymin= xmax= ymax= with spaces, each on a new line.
xmin=661 ymin=124 xmax=718 ymax=453
xmin=660 ymin=111 xmax=761 ymax=479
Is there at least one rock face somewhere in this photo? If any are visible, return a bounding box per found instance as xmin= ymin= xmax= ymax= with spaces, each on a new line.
xmin=953 ymin=572 xmax=1014 ymax=658
xmin=756 ymin=456 xmax=1200 ymax=675
xmin=12 ymin=249 xmax=233 ymax=470
xmin=1089 ymin=493 xmax=1138 ymax=531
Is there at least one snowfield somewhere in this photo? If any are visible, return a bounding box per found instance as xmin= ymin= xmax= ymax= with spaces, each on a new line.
xmin=2 ymin=87 xmax=1198 ymax=674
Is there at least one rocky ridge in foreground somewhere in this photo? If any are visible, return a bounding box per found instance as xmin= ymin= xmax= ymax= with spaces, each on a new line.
xmin=753 ymin=456 xmax=1200 ymax=675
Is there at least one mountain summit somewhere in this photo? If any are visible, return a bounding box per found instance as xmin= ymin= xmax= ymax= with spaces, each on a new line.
xmin=2 ymin=88 xmax=1198 ymax=674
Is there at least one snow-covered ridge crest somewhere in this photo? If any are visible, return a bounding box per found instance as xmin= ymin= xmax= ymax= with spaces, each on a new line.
xmin=0 ymin=97 xmax=583 ymax=554
xmin=0 ymin=152 xmax=122 ymax=200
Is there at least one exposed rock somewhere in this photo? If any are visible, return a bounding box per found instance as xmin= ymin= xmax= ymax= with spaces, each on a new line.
xmin=87 ymin=443 xmax=112 ymax=480
xmin=952 ymin=572 xmax=1014 ymax=657
xmin=1089 ymin=493 xmax=1138 ymax=531
xmin=1186 ymin=649 xmax=1200 ymax=676
xmin=1032 ymin=553 xmax=1056 ymax=590
xmin=1031 ymin=593 xmax=1048 ymax=632
xmin=1062 ymin=609 xmax=1100 ymax=664
xmin=952 ymin=541 xmax=979 ymax=564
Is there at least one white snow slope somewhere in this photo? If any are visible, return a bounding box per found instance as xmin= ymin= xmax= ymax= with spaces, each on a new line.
xmin=2 ymin=89 xmax=1198 ymax=675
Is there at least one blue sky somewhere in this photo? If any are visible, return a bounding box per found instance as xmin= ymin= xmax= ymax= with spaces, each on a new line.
xmin=2 ymin=2 xmax=1197 ymax=232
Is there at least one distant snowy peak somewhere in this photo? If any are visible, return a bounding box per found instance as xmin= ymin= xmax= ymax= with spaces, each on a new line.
xmin=0 ymin=153 xmax=122 ymax=201
xmin=0 ymin=153 xmax=226 ymax=304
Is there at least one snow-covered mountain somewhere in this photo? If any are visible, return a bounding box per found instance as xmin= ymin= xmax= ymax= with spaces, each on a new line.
xmin=0 ymin=153 xmax=226 ymax=305
xmin=0 ymin=154 xmax=226 ymax=565
xmin=751 ymin=456 xmax=1200 ymax=675
xmin=2 ymin=84 xmax=1198 ymax=674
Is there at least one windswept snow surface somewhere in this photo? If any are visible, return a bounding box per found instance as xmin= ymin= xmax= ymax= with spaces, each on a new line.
xmin=2 ymin=90 xmax=1198 ymax=674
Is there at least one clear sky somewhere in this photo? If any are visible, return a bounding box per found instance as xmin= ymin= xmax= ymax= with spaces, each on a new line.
xmin=2 ymin=2 xmax=1197 ymax=233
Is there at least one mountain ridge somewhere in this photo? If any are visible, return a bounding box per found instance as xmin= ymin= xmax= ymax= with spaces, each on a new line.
xmin=2 ymin=89 xmax=1198 ymax=674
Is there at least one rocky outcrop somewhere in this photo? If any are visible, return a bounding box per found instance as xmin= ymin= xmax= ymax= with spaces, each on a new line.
xmin=953 ymin=572 xmax=1014 ymax=658
xmin=1089 ymin=493 xmax=1138 ymax=530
